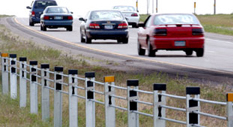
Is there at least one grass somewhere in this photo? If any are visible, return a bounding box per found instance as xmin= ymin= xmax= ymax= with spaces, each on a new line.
xmin=0 ymin=15 xmax=232 ymax=127
xmin=140 ymin=14 xmax=233 ymax=36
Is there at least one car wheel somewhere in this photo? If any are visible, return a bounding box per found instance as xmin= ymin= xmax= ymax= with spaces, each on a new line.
xmin=122 ymin=37 xmax=128 ymax=44
xmin=196 ymin=48 xmax=204 ymax=57
xmin=67 ymin=26 xmax=73 ymax=31
xmin=80 ymin=31 xmax=85 ymax=43
xmin=185 ymin=50 xmax=193 ymax=56
xmin=117 ymin=39 xmax=121 ymax=44
xmin=40 ymin=25 xmax=44 ymax=31
xmin=29 ymin=21 xmax=34 ymax=26
xmin=132 ymin=23 xmax=138 ymax=28
xmin=43 ymin=26 xmax=47 ymax=31
xmin=85 ymin=35 xmax=92 ymax=44
xmin=138 ymin=41 xmax=145 ymax=55
xmin=148 ymin=38 xmax=156 ymax=57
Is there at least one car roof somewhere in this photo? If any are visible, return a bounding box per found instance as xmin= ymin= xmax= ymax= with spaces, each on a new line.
xmin=152 ymin=13 xmax=195 ymax=16
xmin=34 ymin=0 xmax=56 ymax=1
xmin=90 ymin=9 xmax=121 ymax=12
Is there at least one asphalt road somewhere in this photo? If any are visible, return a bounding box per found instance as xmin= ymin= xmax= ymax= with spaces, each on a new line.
xmin=2 ymin=17 xmax=233 ymax=84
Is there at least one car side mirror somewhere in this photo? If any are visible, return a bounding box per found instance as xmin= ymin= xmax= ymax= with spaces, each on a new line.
xmin=138 ymin=22 xmax=145 ymax=28
xmin=70 ymin=12 xmax=73 ymax=14
xmin=125 ymin=17 xmax=128 ymax=21
xmin=26 ymin=6 xmax=31 ymax=9
xmin=137 ymin=10 xmax=139 ymax=12
xmin=79 ymin=17 xmax=86 ymax=22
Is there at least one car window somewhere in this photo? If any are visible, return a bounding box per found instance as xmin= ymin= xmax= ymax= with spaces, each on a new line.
xmin=143 ymin=15 xmax=151 ymax=28
xmin=33 ymin=1 xmax=57 ymax=9
xmin=90 ymin=11 xmax=124 ymax=20
xmin=113 ymin=6 xmax=135 ymax=11
xmin=154 ymin=14 xmax=200 ymax=25
xmin=46 ymin=7 xmax=69 ymax=13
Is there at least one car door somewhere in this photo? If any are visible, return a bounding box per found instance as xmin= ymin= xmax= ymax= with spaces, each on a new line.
xmin=138 ymin=15 xmax=152 ymax=48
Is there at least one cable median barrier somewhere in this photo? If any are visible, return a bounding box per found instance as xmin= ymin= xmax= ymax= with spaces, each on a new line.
xmin=1 ymin=52 xmax=233 ymax=127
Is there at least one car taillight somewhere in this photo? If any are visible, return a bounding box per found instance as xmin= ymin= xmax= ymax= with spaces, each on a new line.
xmin=43 ymin=16 xmax=49 ymax=20
xmin=154 ymin=29 xmax=167 ymax=36
xmin=89 ymin=23 xmax=100 ymax=29
xmin=118 ymin=23 xmax=128 ymax=29
xmin=192 ymin=28 xmax=204 ymax=36
xmin=68 ymin=16 xmax=73 ymax=20
xmin=131 ymin=13 xmax=138 ymax=17
xmin=32 ymin=11 xmax=35 ymax=16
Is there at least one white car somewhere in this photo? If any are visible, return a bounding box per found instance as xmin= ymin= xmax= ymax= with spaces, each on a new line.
xmin=113 ymin=5 xmax=140 ymax=28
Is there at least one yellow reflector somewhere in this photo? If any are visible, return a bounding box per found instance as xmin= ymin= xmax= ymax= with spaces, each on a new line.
xmin=1 ymin=53 xmax=8 ymax=57
xmin=104 ymin=76 xmax=115 ymax=82
xmin=227 ymin=93 xmax=233 ymax=102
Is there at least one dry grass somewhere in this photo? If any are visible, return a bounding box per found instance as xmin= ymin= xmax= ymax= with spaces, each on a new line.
xmin=0 ymin=17 xmax=232 ymax=127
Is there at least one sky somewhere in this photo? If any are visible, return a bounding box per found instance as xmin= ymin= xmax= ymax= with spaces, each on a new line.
xmin=0 ymin=0 xmax=233 ymax=17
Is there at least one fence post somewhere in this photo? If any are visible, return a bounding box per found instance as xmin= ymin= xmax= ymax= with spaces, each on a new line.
xmin=54 ymin=66 xmax=63 ymax=127
xmin=1 ymin=53 xmax=9 ymax=95
xmin=41 ymin=63 xmax=50 ymax=121
xmin=19 ymin=57 xmax=27 ymax=107
xmin=85 ymin=72 xmax=95 ymax=127
xmin=127 ymin=79 xmax=139 ymax=127
xmin=226 ymin=93 xmax=233 ymax=127
xmin=30 ymin=61 xmax=38 ymax=114
xmin=68 ymin=70 xmax=78 ymax=127
xmin=10 ymin=54 xmax=17 ymax=99
xmin=153 ymin=83 xmax=166 ymax=127
xmin=186 ymin=87 xmax=200 ymax=127
xmin=104 ymin=76 xmax=115 ymax=127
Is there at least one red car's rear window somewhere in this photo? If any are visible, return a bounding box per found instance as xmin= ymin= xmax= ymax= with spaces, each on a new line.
xmin=154 ymin=14 xmax=200 ymax=25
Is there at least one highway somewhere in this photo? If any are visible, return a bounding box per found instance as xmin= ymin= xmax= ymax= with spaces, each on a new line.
xmin=2 ymin=17 xmax=233 ymax=84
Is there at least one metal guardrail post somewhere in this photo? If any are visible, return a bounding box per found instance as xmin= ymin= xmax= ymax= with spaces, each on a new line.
xmin=85 ymin=72 xmax=96 ymax=127
xmin=153 ymin=83 xmax=166 ymax=127
xmin=1 ymin=53 xmax=9 ymax=95
xmin=54 ymin=66 xmax=63 ymax=127
xmin=19 ymin=57 xmax=27 ymax=107
xmin=226 ymin=93 xmax=233 ymax=127
xmin=186 ymin=87 xmax=200 ymax=127
xmin=10 ymin=54 xmax=17 ymax=99
xmin=104 ymin=76 xmax=115 ymax=127
xmin=30 ymin=61 xmax=38 ymax=114
xmin=127 ymin=79 xmax=139 ymax=127
xmin=41 ymin=63 xmax=50 ymax=121
xmin=68 ymin=70 xmax=78 ymax=127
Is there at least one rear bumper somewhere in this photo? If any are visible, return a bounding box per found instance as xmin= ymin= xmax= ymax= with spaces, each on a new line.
xmin=125 ymin=17 xmax=139 ymax=24
xmin=151 ymin=37 xmax=205 ymax=50
xmin=43 ymin=20 xmax=73 ymax=27
xmin=31 ymin=16 xmax=40 ymax=23
xmin=86 ymin=29 xmax=129 ymax=39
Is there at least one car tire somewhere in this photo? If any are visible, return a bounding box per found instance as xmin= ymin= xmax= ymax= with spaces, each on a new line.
xmin=117 ymin=39 xmax=121 ymax=44
xmin=67 ymin=26 xmax=73 ymax=31
xmin=196 ymin=48 xmax=204 ymax=57
xmin=40 ymin=25 xmax=43 ymax=31
xmin=138 ymin=41 xmax=145 ymax=55
xmin=80 ymin=31 xmax=85 ymax=43
xmin=132 ymin=23 xmax=138 ymax=28
xmin=29 ymin=20 xmax=34 ymax=26
xmin=85 ymin=35 xmax=92 ymax=44
xmin=148 ymin=38 xmax=156 ymax=57
xmin=122 ymin=37 xmax=128 ymax=44
xmin=185 ymin=50 xmax=193 ymax=56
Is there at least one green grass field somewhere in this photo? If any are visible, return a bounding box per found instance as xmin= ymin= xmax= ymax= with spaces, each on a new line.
xmin=0 ymin=15 xmax=231 ymax=126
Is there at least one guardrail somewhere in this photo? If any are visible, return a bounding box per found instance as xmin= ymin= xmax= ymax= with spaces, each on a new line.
xmin=1 ymin=53 xmax=233 ymax=127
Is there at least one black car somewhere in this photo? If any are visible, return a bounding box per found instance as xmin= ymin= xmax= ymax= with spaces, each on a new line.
xmin=79 ymin=10 xmax=129 ymax=44
xmin=26 ymin=0 xmax=57 ymax=26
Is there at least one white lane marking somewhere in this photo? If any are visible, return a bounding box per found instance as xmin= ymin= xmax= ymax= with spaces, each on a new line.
xmin=206 ymin=38 xmax=233 ymax=44
xmin=14 ymin=17 xmax=233 ymax=75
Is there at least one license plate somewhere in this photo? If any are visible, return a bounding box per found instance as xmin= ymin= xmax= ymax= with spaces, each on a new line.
xmin=54 ymin=16 xmax=63 ymax=20
xmin=175 ymin=41 xmax=186 ymax=46
xmin=104 ymin=25 xmax=113 ymax=29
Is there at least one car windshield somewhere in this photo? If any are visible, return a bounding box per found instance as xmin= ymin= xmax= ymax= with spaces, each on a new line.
xmin=46 ymin=7 xmax=69 ymax=13
xmin=154 ymin=14 xmax=200 ymax=25
xmin=34 ymin=1 xmax=57 ymax=9
xmin=113 ymin=6 xmax=135 ymax=11
xmin=90 ymin=11 xmax=124 ymax=20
